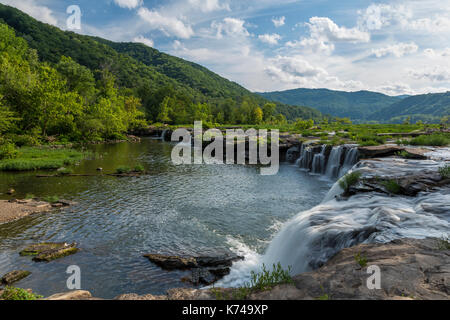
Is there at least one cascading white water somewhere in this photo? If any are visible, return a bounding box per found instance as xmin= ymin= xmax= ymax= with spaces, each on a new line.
xmin=218 ymin=156 xmax=450 ymax=288
xmin=311 ymin=145 xmax=327 ymax=174
xmin=339 ymin=147 xmax=359 ymax=178
xmin=325 ymin=146 xmax=344 ymax=178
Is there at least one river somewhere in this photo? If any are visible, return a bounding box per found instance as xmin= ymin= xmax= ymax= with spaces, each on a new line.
xmin=0 ymin=138 xmax=330 ymax=298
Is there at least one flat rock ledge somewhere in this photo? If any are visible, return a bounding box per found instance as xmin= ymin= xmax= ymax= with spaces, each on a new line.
xmin=1 ymin=270 xmax=31 ymax=285
xmin=0 ymin=199 xmax=75 ymax=224
xmin=20 ymin=242 xmax=79 ymax=262
xmin=50 ymin=238 xmax=449 ymax=300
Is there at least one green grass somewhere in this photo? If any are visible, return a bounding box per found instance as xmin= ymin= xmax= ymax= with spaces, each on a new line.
xmin=339 ymin=171 xmax=362 ymax=194
xmin=0 ymin=286 xmax=43 ymax=300
xmin=439 ymin=165 xmax=450 ymax=179
xmin=0 ymin=147 xmax=88 ymax=171
xmin=212 ymin=263 xmax=293 ymax=300
xmin=437 ymin=237 xmax=450 ymax=250
xmin=25 ymin=193 xmax=35 ymax=200
xmin=409 ymin=134 xmax=450 ymax=146
xmin=43 ymin=196 xmax=59 ymax=204
xmin=354 ymin=252 xmax=368 ymax=268
xmin=382 ymin=180 xmax=402 ymax=194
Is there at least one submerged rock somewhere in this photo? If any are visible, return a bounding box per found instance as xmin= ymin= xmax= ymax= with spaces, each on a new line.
xmin=1 ymin=270 xmax=31 ymax=285
xmin=20 ymin=242 xmax=79 ymax=262
xmin=143 ymin=254 xmax=197 ymax=270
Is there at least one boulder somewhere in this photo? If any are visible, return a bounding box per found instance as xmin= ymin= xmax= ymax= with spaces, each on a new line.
xmin=1 ymin=270 xmax=31 ymax=285
xmin=45 ymin=290 xmax=92 ymax=300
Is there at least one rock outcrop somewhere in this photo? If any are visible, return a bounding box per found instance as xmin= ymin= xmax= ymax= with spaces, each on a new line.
xmin=20 ymin=242 xmax=79 ymax=262
xmin=42 ymin=238 xmax=450 ymax=300
xmin=1 ymin=270 xmax=31 ymax=285
xmin=250 ymin=238 xmax=450 ymax=300
xmin=144 ymin=253 xmax=244 ymax=286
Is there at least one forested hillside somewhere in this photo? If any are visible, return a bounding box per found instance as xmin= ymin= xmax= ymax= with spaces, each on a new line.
xmin=0 ymin=3 xmax=322 ymax=126
xmin=258 ymin=88 xmax=402 ymax=121
xmin=368 ymin=92 xmax=450 ymax=123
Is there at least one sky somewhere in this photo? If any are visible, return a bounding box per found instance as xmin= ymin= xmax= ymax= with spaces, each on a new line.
xmin=2 ymin=0 xmax=450 ymax=96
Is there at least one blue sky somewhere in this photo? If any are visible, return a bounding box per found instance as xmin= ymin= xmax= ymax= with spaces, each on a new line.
xmin=2 ymin=0 xmax=450 ymax=95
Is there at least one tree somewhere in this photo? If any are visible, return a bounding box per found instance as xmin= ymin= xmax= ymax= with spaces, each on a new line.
xmin=253 ymin=107 xmax=263 ymax=124
xmin=262 ymin=103 xmax=276 ymax=122
xmin=0 ymin=96 xmax=19 ymax=134
xmin=157 ymin=97 xmax=172 ymax=123
xmin=294 ymin=118 xmax=314 ymax=131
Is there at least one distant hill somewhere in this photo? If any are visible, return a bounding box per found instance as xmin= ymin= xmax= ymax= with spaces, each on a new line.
xmin=257 ymin=88 xmax=403 ymax=121
xmin=369 ymin=92 xmax=450 ymax=123
xmin=0 ymin=3 xmax=322 ymax=121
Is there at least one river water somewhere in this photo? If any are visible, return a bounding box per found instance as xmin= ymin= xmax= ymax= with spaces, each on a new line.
xmin=0 ymin=139 xmax=330 ymax=298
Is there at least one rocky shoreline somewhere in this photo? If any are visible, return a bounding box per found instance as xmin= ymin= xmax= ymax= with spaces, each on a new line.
xmin=41 ymin=238 xmax=449 ymax=300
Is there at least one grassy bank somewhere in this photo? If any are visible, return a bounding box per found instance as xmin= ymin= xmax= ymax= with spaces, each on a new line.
xmin=0 ymin=147 xmax=89 ymax=171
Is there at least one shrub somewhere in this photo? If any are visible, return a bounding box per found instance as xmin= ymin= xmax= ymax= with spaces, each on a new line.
xmin=409 ymin=134 xmax=449 ymax=146
xmin=247 ymin=263 xmax=293 ymax=292
xmin=437 ymin=236 xmax=450 ymax=250
xmin=382 ymin=180 xmax=402 ymax=194
xmin=134 ymin=164 xmax=145 ymax=173
xmin=339 ymin=171 xmax=362 ymax=193
xmin=438 ymin=165 xmax=450 ymax=179
xmin=0 ymin=287 xmax=42 ymax=300
xmin=0 ymin=142 xmax=18 ymax=160
xmin=354 ymin=252 xmax=368 ymax=268
xmin=8 ymin=134 xmax=40 ymax=147
xmin=116 ymin=166 xmax=131 ymax=174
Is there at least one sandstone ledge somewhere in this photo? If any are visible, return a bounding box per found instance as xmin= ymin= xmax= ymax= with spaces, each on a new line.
xmin=46 ymin=238 xmax=449 ymax=300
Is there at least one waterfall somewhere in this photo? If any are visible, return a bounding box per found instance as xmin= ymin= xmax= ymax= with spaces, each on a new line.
xmin=339 ymin=147 xmax=359 ymax=178
xmin=294 ymin=144 xmax=359 ymax=179
xmin=160 ymin=129 xmax=169 ymax=141
xmin=311 ymin=145 xmax=327 ymax=174
xmin=217 ymin=157 xmax=450 ymax=288
xmin=325 ymin=146 xmax=344 ymax=179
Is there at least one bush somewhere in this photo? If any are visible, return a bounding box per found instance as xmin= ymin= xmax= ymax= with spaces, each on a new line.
xmin=134 ymin=164 xmax=145 ymax=173
xmin=339 ymin=171 xmax=362 ymax=193
xmin=116 ymin=166 xmax=131 ymax=174
xmin=8 ymin=134 xmax=40 ymax=147
xmin=439 ymin=165 xmax=450 ymax=179
xmin=354 ymin=252 xmax=368 ymax=268
xmin=382 ymin=180 xmax=402 ymax=194
xmin=0 ymin=287 xmax=42 ymax=300
xmin=0 ymin=142 xmax=18 ymax=160
xmin=409 ymin=134 xmax=449 ymax=146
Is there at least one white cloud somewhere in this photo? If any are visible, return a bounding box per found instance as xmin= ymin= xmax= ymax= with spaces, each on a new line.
xmin=285 ymin=38 xmax=334 ymax=55
xmin=258 ymin=33 xmax=281 ymax=45
xmin=272 ymin=16 xmax=286 ymax=27
xmin=0 ymin=0 xmax=57 ymax=25
xmin=357 ymin=3 xmax=411 ymax=31
xmin=133 ymin=35 xmax=154 ymax=47
xmin=137 ymin=7 xmax=194 ymax=39
xmin=409 ymin=67 xmax=450 ymax=82
xmin=424 ymin=48 xmax=450 ymax=57
xmin=372 ymin=42 xmax=418 ymax=58
xmin=211 ymin=18 xmax=250 ymax=39
xmin=188 ymin=0 xmax=230 ymax=13
xmin=307 ymin=17 xmax=370 ymax=43
xmin=113 ymin=0 xmax=143 ymax=9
